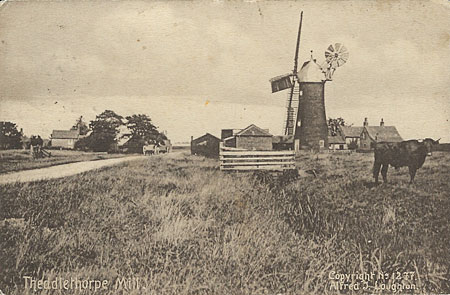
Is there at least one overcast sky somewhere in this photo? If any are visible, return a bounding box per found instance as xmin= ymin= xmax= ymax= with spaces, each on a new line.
xmin=0 ymin=0 xmax=449 ymax=142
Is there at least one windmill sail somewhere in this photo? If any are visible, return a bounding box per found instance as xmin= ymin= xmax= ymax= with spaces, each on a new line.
xmin=270 ymin=74 xmax=293 ymax=93
xmin=269 ymin=11 xmax=303 ymax=135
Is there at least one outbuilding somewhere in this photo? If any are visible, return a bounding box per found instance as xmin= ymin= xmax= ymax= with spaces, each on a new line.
xmin=51 ymin=130 xmax=80 ymax=149
xmin=191 ymin=133 xmax=221 ymax=158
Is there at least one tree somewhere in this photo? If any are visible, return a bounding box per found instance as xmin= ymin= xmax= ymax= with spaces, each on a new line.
xmin=0 ymin=121 xmax=23 ymax=150
xmin=328 ymin=117 xmax=346 ymax=136
xmin=71 ymin=116 xmax=89 ymax=135
xmin=88 ymin=110 xmax=123 ymax=152
xmin=123 ymin=114 xmax=163 ymax=153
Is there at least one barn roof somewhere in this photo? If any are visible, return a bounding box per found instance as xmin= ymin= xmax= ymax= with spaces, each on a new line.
xmin=365 ymin=126 xmax=403 ymax=142
xmin=235 ymin=124 xmax=272 ymax=137
xmin=51 ymin=130 xmax=79 ymax=139
xmin=340 ymin=126 xmax=363 ymax=138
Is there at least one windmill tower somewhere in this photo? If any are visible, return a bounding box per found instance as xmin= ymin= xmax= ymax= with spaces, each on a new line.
xmin=270 ymin=12 xmax=348 ymax=151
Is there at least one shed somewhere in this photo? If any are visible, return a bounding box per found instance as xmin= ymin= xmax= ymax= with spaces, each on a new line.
xmin=191 ymin=133 xmax=221 ymax=158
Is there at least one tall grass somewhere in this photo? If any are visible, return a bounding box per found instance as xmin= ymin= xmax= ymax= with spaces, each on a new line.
xmin=0 ymin=152 xmax=449 ymax=294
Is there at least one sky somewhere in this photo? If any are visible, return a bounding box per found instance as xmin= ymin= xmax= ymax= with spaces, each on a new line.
xmin=0 ymin=0 xmax=449 ymax=143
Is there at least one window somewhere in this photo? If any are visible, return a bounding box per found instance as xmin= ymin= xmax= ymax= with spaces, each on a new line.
xmin=319 ymin=140 xmax=325 ymax=148
xmin=339 ymin=144 xmax=344 ymax=150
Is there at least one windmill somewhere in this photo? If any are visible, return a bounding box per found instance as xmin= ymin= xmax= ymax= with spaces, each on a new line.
xmin=270 ymin=12 xmax=349 ymax=150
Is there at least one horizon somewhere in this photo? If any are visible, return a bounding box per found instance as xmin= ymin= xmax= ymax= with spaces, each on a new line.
xmin=1 ymin=1 xmax=449 ymax=143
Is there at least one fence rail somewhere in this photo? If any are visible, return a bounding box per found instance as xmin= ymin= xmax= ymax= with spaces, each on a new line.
xmin=219 ymin=148 xmax=296 ymax=172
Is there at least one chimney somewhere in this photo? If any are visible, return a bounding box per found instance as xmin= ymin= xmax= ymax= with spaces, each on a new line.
xmin=363 ymin=118 xmax=369 ymax=127
xmin=380 ymin=118 xmax=384 ymax=127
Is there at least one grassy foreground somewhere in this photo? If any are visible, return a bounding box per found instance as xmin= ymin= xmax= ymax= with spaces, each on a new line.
xmin=0 ymin=152 xmax=449 ymax=294
xmin=0 ymin=150 xmax=126 ymax=174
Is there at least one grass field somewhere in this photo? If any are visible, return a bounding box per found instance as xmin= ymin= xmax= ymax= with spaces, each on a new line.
xmin=0 ymin=149 xmax=127 ymax=174
xmin=0 ymin=151 xmax=449 ymax=294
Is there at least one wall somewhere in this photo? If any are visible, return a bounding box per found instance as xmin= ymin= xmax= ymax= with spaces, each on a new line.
xmin=359 ymin=130 xmax=374 ymax=151
xmin=236 ymin=136 xmax=272 ymax=151
xmin=329 ymin=143 xmax=347 ymax=151
xmin=51 ymin=138 xmax=75 ymax=149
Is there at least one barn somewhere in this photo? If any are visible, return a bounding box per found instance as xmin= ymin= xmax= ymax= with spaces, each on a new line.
xmin=51 ymin=130 xmax=80 ymax=149
xmin=191 ymin=133 xmax=221 ymax=158
xmin=222 ymin=124 xmax=273 ymax=151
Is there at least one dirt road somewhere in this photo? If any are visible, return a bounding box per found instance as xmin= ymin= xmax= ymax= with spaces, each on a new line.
xmin=0 ymin=155 xmax=146 ymax=185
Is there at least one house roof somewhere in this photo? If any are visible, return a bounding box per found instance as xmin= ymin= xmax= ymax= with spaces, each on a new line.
xmin=328 ymin=135 xmax=346 ymax=144
xmin=365 ymin=126 xmax=403 ymax=142
xmin=340 ymin=126 xmax=364 ymax=138
xmin=235 ymin=124 xmax=272 ymax=137
xmin=51 ymin=130 xmax=79 ymax=139
xmin=272 ymin=135 xmax=294 ymax=144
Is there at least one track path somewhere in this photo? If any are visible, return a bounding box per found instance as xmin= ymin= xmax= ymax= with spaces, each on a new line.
xmin=0 ymin=155 xmax=147 ymax=185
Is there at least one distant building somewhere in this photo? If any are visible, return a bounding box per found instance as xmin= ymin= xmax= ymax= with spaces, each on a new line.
xmin=359 ymin=118 xmax=403 ymax=151
xmin=221 ymin=129 xmax=242 ymax=141
xmin=328 ymin=133 xmax=347 ymax=150
xmin=191 ymin=133 xmax=221 ymax=158
xmin=222 ymin=124 xmax=273 ymax=151
xmin=51 ymin=130 xmax=80 ymax=149
xmin=272 ymin=135 xmax=294 ymax=151
xmin=339 ymin=126 xmax=364 ymax=149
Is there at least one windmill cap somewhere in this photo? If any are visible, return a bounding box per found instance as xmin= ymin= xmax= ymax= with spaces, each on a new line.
xmin=297 ymin=55 xmax=326 ymax=83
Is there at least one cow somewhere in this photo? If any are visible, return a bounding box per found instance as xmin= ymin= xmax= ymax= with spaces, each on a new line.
xmin=373 ymin=138 xmax=440 ymax=184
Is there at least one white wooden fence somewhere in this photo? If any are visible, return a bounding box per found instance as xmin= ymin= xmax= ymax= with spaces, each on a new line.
xmin=219 ymin=147 xmax=296 ymax=172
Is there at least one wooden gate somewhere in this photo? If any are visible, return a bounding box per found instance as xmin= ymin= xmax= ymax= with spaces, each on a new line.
xmin=220 ymin=148 xmax=295 ymax=172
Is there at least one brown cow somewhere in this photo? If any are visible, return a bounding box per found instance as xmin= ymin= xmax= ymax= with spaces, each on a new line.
xmin=373 ymin=138 xmax=440 ymax=184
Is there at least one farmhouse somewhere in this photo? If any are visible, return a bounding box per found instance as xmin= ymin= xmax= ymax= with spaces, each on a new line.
xmin=191 ymin=133 xmax=221 ymax=158
xmin=50 ymin=130 xmax=80 ymax=149
xmin=359 ymin=118 xmax=403 ymax=151
xmin=222 ymin=124 xmax=273 ymax=151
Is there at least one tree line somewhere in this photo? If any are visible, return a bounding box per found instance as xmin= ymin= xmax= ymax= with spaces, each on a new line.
xmin=0 ymin=110 xmax=167 ymax=153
